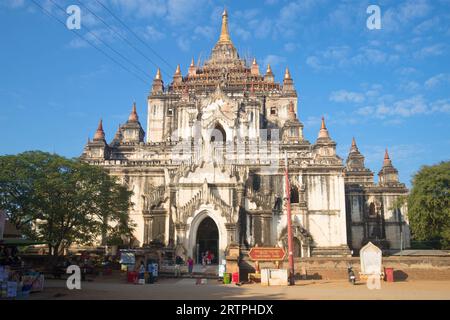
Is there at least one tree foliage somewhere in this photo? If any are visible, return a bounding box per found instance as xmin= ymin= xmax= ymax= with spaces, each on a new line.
xmin=0 ymin=151 xmax=135 ymax=258
xmin=408 ymin=161 xmax=450 ymax=249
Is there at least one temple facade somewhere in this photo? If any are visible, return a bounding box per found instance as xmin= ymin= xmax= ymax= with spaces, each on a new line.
xmin=81 ymin=11 xmax=410 ymax=261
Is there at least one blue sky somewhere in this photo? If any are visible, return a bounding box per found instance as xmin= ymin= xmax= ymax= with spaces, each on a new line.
xmin=1 ymin=0 xmax=449 ymax=186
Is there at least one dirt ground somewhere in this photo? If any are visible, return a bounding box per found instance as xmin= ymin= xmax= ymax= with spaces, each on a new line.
xmin=27 ymin=273 xmax=450 ymax=300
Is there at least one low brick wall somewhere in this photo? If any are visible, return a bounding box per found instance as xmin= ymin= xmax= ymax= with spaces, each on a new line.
xmin=240 ymin=256 xmax=450 ymax=281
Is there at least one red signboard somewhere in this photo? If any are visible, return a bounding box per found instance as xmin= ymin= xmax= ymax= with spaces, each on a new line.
xmin=248 ymin=247 xmax=286 ymax=261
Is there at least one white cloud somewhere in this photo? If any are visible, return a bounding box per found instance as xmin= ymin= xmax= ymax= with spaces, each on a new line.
xmin=398 ymin=81 xmax=420 ymax=92
xmin=363 ymin=144 xmax=426 ymax=167
xmin=144 ymin=26 xmax=165 ymax=41
xmin=166 ymin=0 xmax=208 ymax=25
xmin=396 ymin=67 xmax=417 ymax=76
xmin=263 ymin=55 xmax=286 ymax=68
xmin=176 ymin=37 xmax=190 ymax=52
xmin=306 ymin=56 xmax=329 ymax=71
xmin=430 ymin=99 xmax=450 ymax=113
xmin=232 ymin=25 xmax=251 ymax=41
xmin=306 ymin=45 xmax=399 ymax=71
xmin=2 ymin=0 xmax=24 ymax=8
xmin=415 ymin=44 xmax=446 ymax=59
xmin=413 ymin=16 xmax=441 ymax=34
xmin=425 ymin=73 xmax=450 ymax=88
xmin=356 ymin=95 xmax=450 ymax=119
xmin=110 ymin=0 xmax=167 ymax=19
xmin=284 ymin=42 xmax=298 ymax=52
xmin=382 ymin=0 xmax=432 ymax=32
xmin=330 ymin=90 xmax=365 ymax=103
xmin=194 ymin=25 xmax=215 ymax=40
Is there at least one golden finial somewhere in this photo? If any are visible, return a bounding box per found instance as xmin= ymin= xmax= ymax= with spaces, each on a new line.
xmin=284 ymin=67 xmax=291 ymax=79
xmin=252 ymin=58 xmax=257 ymax=65
xmin=266 ymin=64 xmax=273 ymax=74
xmin=129 ymin=102 xmax=138 ymax=122
xmin=350 ymin=137 xmax=359 ymax=153
xmin=190 ymin=57 xmax=195 ymax=67
xmin=318 ymin=116 xmax=330 ymax=139
xmin=155 ymin=68 xmax=162 ymax=80
xmin=175 ymin=64 xmax=181 ymax=75
xmin=383 ymin=148 xmax=392 ymax=166
xmin=94 ymin=119 xmax=105 ymax=140
xmin=218 ymin=8 xmax=232 ymax=44
xmin=321 ymin=116 xmax=326 ymax=129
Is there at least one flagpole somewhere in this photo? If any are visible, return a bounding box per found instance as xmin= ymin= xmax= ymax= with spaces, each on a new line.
xmin=284 ymin=151 xmax=295 ymax=285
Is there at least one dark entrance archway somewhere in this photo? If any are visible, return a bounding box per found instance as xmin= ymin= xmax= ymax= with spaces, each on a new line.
xmin=196 ymin=217 xmax=219 ymax=264
xmin=210 ymin=123 xmax=226 ymax=143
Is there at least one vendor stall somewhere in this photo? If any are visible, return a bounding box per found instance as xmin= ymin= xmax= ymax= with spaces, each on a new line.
xmin=0 ymin=239 xmax=46 ymax=299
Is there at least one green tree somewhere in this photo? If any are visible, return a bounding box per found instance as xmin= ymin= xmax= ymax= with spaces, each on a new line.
xmin=0 ymin=151 xmax=135 ymax=261
xmin=408 ymin=161 xmax=450 ymax=249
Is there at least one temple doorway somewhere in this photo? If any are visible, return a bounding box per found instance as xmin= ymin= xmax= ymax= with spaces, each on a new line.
xmin=196 ymin=217 xmax=219 ymax=264
xmin=210 ymin=123 xmax=226 ymax=143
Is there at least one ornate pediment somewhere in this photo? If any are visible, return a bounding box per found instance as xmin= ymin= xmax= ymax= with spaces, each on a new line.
xmin=201 ymin=85 xmax=237 ymax=129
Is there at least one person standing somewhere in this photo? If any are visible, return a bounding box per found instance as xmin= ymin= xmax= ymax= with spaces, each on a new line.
xmin=201 ymin=252 xmax=206 ymax=266
xmin=174 ymin=255 xmax=182 ymax=278
xmin=187 ymin=257 xmax=194 ymax=277
xmin=139 ymin=261 xmax=146 ymax=282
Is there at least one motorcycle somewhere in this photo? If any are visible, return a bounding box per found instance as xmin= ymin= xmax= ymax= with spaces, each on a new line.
xmin=347 ymin=265 xmax=356 ymax=285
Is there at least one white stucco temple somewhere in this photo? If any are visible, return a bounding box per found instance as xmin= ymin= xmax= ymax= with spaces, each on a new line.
xmin=81 ymin=10 xmax=410 ymax=262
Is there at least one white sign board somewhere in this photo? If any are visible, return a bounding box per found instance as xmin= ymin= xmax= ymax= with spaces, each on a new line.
xmin=218 ymin=264 xmax=226 ymax=277
xmin=261 ymin=269 xmax=288 ymax=286
xmin=360 ymin=242 xmax=382 ymax=275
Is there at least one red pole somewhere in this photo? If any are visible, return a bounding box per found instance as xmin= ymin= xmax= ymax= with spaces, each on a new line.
xmin=284 ymin=151 xmax=295 ymax=285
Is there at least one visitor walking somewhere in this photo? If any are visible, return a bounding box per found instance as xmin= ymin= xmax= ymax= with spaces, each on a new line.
xmin=174 ymin=255 xmax=183 ymax=278
xmin=187 ymin=256 xmax=194 ymax=277
xmin=139 ymin=261 xmax=146 ymax=282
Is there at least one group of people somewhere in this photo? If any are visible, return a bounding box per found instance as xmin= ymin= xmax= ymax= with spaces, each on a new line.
xmin=201 ymin=251 xmax=214 ymax=265
xmin=174 ymin=255 xmax=194 ymax=278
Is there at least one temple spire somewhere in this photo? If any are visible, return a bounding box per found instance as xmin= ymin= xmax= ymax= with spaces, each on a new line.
xmin=284 ymin=67 xmax=291 ymax=80
xmin=128 ymin=102 xmax=138 ymax=122
xmin=350 ymin=137 xmax=359 ymax=153
xmin=173 ymin=64 xmax=182 ymax=84
xmin=251 ymin=58 xmax=259 ymax=76
xmin=318 ymin=116 xmax=330 ymax=139
xmin=151 ymin=68 xmax=164 ymax=93
xmin=265 ymin=64 xmax=274 ymax=83
xmin=155 ymin=68 xmax=162 ymax=80
xmin=383 ymin=148 xmax=392 ymax=167
xmin=218 ymin=9 xmax=232 ymax=44
xmin=93 ymin=119 xmax=105 ymax=141
xmin=188 ymin=57 xmax=197 ymax=77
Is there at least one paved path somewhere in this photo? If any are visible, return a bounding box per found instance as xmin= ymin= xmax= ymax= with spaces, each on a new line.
xmin=28 ymin=276 xmax=450 ymax=300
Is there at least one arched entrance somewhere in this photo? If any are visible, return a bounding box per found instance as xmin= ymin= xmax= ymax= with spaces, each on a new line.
xmin=196 ymin=217 xmax=219 ymax=264
xmin=210 ymin=123 xmax=226 ymax=143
